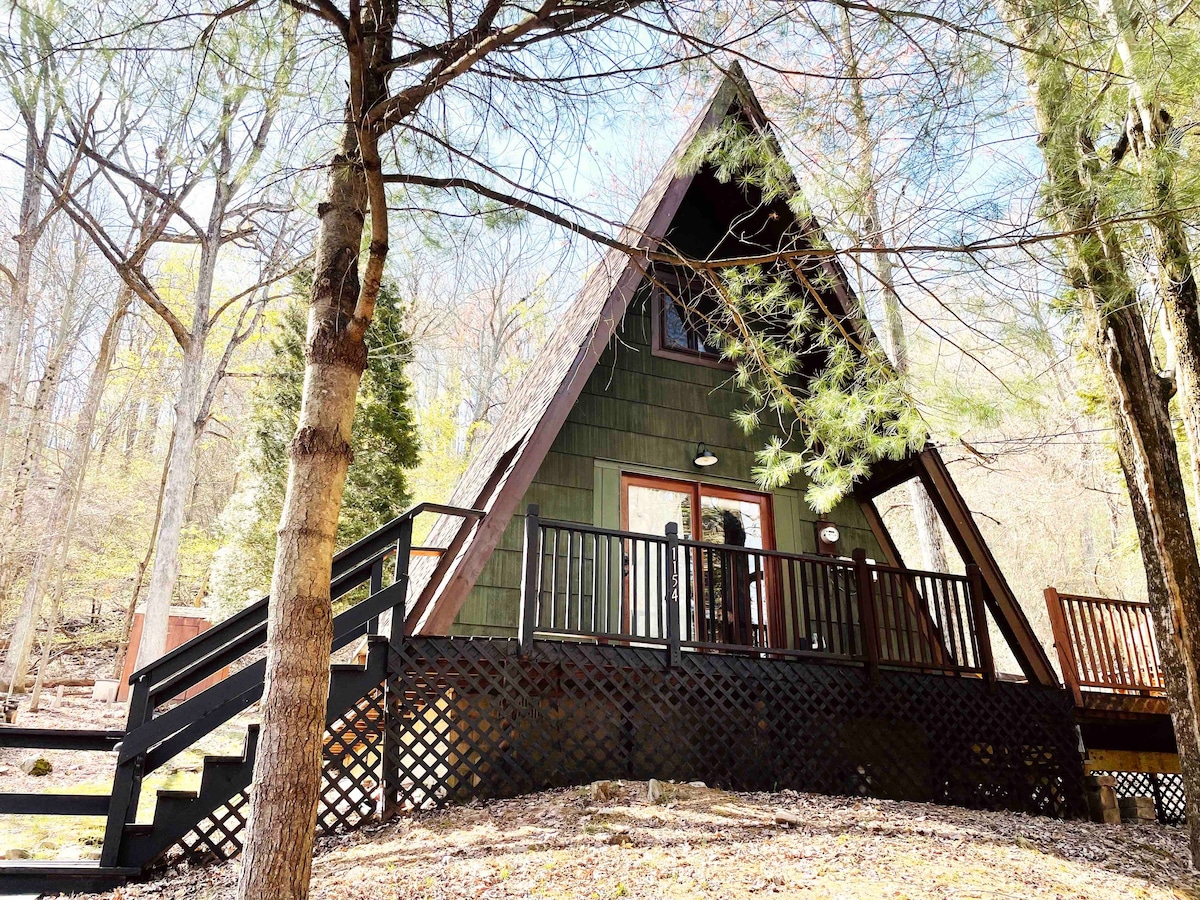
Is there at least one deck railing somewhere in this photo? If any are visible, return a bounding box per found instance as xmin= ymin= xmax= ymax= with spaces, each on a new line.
xmin=520 ymin=506 xmax=993 ymax=679
xmin=1044 ymin=587 xmax=1164 ymax=702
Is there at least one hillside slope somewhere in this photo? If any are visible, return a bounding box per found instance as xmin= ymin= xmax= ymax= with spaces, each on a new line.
xmin=94 ymin=782 xmax=1197 ymax=899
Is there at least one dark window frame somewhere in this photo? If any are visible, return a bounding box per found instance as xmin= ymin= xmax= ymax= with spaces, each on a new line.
xmin=649 ymin=274 xmax=735 ymax=371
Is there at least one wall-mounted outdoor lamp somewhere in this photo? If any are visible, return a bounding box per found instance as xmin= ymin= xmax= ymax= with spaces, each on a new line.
xmin=693 ymin=442 xmax=718 ymax=467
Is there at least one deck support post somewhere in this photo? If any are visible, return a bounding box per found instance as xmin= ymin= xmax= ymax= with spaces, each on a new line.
xmin=381 ymin=515 xmax=414 ymax=822
xmin=967 ymin=564 xmax=995 ymax=686
xmin=518 ymin=504 xmax=541 ymax=657
xmin=387 ymin=516 xmax=414 ymax=647
xmin=664 ymin=522 xmax=681 ymax=669
xmin=101 ymin=678 xmax=151 ymax=867
xmin=852 ymin=549 xmax=880 ymax=684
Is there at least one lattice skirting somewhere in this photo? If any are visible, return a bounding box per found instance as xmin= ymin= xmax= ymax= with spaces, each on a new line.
xmin=163 ymin=637 xmax=1085 ymax=866
xmin=168 ymin=686 xmax=386 ymax=868
xmin=1093 ymin=769 xmax=1186 ymax=825
xmin=385 ymin=637 xmax=1085 ymax=819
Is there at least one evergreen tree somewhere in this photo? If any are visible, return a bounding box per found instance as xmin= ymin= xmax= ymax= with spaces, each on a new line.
xmin=250 ymin=273 xmax=420 ymax=563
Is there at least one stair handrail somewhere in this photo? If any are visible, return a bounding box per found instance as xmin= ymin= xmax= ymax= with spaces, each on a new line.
xmin=127 ymin=502 xmax=484 ymax=695
xmin=100 ymin=502 xmax=484 ymax=869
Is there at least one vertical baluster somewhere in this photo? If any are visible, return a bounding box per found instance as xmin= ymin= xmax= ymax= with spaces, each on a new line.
xmin=926 ymin=574 xmax=945 ymax=664
xmin=797 ymin=560 xmax=815 ymax=652
xmin=1066 ymin=601 xmax=1095 ymax=683
xmin=754 ymin=552 xmax=765 ymax=648
xmin=954 ymin=577 xmax=974 ymax=669
xmin=1085 ymin=600 xmax=1118 ymax=686
xmin=967 ymin=564 xmax=994 ymax=683
xmin=787 ymin=558 xmax=801 ymax=651
xmin=911 ymin=574 xmax=927 ymax=664
xmin=700 ymin=547 xmax=710 ymax=643
xmin=817 ymin=560 xmax=835 ymax=653
xmin=683 ymin=543 xmax=694 ymax=642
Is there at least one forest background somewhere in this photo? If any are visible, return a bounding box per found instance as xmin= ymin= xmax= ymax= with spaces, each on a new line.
xmin=0 ymin=0 xmax=1172 ymax=692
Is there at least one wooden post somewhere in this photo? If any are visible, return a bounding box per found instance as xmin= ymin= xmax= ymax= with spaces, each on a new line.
xmin=664 ymin=522 xmax=681 ymax=669
xmin=1043 ymin=587 xmax=1084 ymax=707
xmin=367 ymin=557 xmax=384 ymax=635
xmin=852 ymin=549 xmax=880 ymax=683
xmin=387 ymin=516 xmax=414 ymax=646
xmin=381 ymin=514 xmax=414 ymax=822
xmin=968 ymin=564 xmax=995 ymax=685
xmin=101 ymin=677 xmax=152 ymax=866
xmin=518 ymin=504 xmax=541 ymax=656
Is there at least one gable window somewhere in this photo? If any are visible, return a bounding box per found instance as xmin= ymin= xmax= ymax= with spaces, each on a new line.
xmin=650 ymin=272 xmax=732 ymax=369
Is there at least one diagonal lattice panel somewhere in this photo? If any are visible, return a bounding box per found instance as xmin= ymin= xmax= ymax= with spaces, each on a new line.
xmin=385 ymin=637 xmax=1085 ymax=819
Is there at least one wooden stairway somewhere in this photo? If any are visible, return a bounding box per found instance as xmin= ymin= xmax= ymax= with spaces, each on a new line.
xmin=0 ymin=503 xmax=483 ymax=896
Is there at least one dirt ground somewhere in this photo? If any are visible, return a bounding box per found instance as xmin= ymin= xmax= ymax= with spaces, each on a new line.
xmin=63 ymin=780 xmax=1200 ymax=900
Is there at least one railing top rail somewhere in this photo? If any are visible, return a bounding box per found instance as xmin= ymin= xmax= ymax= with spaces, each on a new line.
xmin=130 ymin=502 xmax=484 ymax=684
xmin=1057 ymin=591 xmax=1153 ymax=610
xmin=537 ymin=517 xmax=670 ymax=544
xmin=678 ymin=537 xmax=854 ymax=567
xmin=870 ymin=563 xmax=971 ymax=583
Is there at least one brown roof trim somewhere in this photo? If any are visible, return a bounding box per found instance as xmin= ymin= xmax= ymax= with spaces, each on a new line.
xmin=409 ymin=70 xmax=754 ymax=633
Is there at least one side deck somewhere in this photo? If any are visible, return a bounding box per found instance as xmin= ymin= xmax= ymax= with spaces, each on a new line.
xmin=1044 ymin=587 xmax=1182 ymax=823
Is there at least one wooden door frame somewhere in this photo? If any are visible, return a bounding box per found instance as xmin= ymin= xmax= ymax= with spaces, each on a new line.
xmin=619 ymin=472 xmax=778 ymax=646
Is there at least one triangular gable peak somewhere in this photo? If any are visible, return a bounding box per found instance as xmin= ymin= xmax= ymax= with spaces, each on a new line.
xmin=404 ymin=69 xmax=1057 ymax=687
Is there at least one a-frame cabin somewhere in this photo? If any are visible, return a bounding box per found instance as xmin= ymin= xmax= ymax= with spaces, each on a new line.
xmin=404 ymin=68 xmax=1057 ymax=689
xmin=0 ymin=67 xmax=1091 ymax=897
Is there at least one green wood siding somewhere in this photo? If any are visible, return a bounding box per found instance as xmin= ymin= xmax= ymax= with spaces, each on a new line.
xmin=453 ymin=290 xmax=883 ymax=635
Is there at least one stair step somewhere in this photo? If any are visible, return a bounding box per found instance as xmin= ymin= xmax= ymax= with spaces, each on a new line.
xmin=155 ymin=789 xmax=199 ymax=801
xmin=0 ymin=859 xmax=140 ymax=894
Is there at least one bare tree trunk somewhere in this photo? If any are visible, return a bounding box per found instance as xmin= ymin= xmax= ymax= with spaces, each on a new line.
xmin=0 ymin=118 xmax=49 ymax=481
xmin=840 ymin=8 xmax=948 ymax=571
xmin=29 ymin=486 xmax=79 ymax=713
xmin=113 ymin=428 xmax=173 ymax=679
xmin=0 ymin=285 xmax=79 ymax=646
xmin=237 ymin=118 xmax=368 ymax=899
xmin=0 ymin=287 xmax=129 ymax=689
xmin=1001 ymin=1 xmax=1200 ymax=859
xmin=135 ymin=341 xmax=205 ymax=667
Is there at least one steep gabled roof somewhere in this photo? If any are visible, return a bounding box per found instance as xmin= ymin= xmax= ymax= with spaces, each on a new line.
xmin=405 ymin=70 xmax=762 ymax=633
xmin=401 ymin=69 xmax=1055 ymax=692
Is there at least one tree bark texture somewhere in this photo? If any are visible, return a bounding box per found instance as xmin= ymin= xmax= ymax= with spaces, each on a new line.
xmin=236 ymin=121 xmax=369 ymax=900
xmin=1001 ymin=0 xmax=1200 ymax=859
xmin=1097 ymin=0 xmax=1200 ymax=507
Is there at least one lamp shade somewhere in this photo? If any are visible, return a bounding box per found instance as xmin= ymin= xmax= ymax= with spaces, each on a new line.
xmin=694 ymin=443 xmax=718 ymax=467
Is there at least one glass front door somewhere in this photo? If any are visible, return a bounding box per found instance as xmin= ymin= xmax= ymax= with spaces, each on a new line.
xmin=621 ymin=474 xmax=775 ymax=647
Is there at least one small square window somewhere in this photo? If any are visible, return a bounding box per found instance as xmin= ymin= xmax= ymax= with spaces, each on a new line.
xmin=651 ymin=271 xmax=729 ymax=368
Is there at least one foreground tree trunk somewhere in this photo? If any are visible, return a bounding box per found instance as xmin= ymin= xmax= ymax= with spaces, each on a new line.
xmin=236 ymin=122 xmax=370 ymax=899
xmin=1001 ymin=0 xmax=1200 ymax=859
xmin=1096 ymin=0 xmax=1200 ymax=508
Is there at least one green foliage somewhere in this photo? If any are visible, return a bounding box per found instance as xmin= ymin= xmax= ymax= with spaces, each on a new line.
xmin=213 ymin=274 xmax=420 ymax=611
xmin=680 ymin=134 xmax=927 ymax=513
xmin=256 ymin=274 xmax=421 ymax=544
